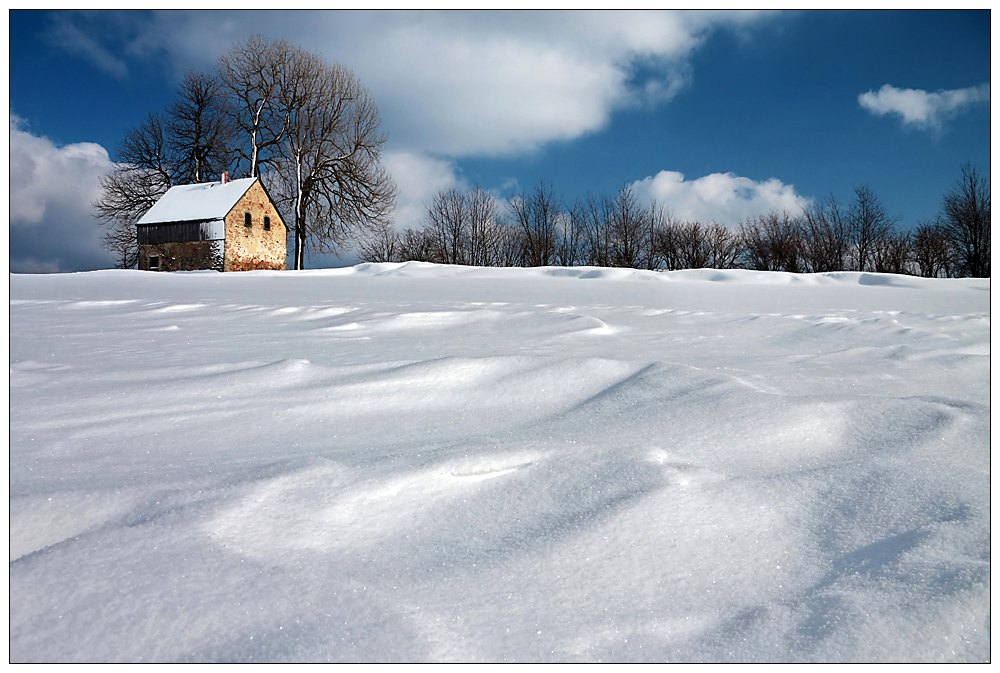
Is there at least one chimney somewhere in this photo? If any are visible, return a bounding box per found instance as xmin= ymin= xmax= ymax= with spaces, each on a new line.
xmin=221 ymin=171 xmax=229 ymax=185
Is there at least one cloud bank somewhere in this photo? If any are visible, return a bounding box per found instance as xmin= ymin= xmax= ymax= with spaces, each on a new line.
xmin=10 ymin=114 xmax=116 ymax=272
xmin=47 ymin=10 xmax=776 ymax=157
xmin=631 ymin=170 xmax=810 ymax=227
xmin=382 ymin=151 xmax=463 ymax=232
xmin=858 ymin=83 xmax=990 ymax=131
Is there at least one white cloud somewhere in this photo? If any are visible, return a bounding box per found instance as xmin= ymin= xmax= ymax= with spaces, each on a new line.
xmin=54 ymin=10 xmax=777 ymax=157
xmin=382 ymin=151 xmax=463 ymax=231
xmin=858 ymin=83 xmax=990 ymax=131
xmin=10 ymin=114 xmax=116 ymax=272
xmin=630 ymin=170 xmax=810 ymax=226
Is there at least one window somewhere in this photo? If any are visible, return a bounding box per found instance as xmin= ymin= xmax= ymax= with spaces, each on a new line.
xmin=149 ymin=255 xmax=160 ymax=271
xmin=244 ymin=212 xmax=252 ymax=228
xmin=263 ymin=216 xmax=271 ymax=231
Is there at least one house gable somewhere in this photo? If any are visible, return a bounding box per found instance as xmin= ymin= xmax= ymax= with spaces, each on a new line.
xmin=223 ymin=179 xmax=287 ymax=272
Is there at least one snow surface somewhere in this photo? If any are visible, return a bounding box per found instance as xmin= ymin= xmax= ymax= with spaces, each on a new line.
xmin=9 ymin=263 xmax=991 ymax=662
xmin=136 ymin=177 xmax=256 ymax=225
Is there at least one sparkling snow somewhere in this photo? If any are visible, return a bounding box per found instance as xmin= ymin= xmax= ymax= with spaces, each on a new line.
xmin=9 ymin=263 xmax=990 ymax=662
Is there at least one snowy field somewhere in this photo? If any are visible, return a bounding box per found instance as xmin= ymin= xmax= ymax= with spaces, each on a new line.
xmin=9 ymin=263 xmax=991 ymax=662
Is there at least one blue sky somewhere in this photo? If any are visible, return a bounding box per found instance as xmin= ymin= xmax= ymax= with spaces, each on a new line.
xmin=8 ymin=10 xmax=991 ymax=272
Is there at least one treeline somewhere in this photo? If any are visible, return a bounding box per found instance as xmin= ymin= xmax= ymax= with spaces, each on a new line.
xmin=358 ymin=164 xmax=989 ymax=278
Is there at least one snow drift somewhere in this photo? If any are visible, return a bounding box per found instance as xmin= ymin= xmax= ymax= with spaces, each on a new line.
xmin=9 ymin=264 xmax=990 ymax=662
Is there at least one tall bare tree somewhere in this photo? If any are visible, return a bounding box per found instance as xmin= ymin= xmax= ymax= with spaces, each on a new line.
xmin=93 ymin=72 xmax=235 ymax=268
xmin=848 ymin=185 xmax=898 ymax=272
xmin=418 ymin=186 xmax=507 ymax=267
xmin=938 ymin=163 xmax=990 ymax=277
xmin=167 ymin=71 xmax=235 ymax=184
xmin=510 ymin=182 xmax=560 ymax=267
xmin=218 ymin=38 xmax=396 ymax=269
xmin=280 ymin=51 xmax=395 ymax=269
xmin=93 ymin=112 xmax=173 ymax=232
xmin=553 ymin=207 xmax=585 ymax=267
xmin=579 ymin=192 xmax=614 ymax=267
xmin=465 ymin=187 xmax=505 ymax=267
xmin=425 ymin=187 xmax=469 ymax=265
xmin=801 ymin=196 xmax=850 ymax=272
xmin=608 ymin=185 xmax=650 ymax=269
xmin=217 ymin=36 xmax=291 ymax=178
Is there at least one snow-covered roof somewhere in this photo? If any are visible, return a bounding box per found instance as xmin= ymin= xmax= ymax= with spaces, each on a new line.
xmin=137 ymin=177 xmax=258 ymax=225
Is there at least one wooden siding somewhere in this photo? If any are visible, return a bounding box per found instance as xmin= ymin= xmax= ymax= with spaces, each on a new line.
xmin=137 ymin=220 xmax=224 ymax=245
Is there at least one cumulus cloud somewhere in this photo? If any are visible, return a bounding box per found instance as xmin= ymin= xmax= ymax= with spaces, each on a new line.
xmin=630 ymin=170 xmax=810 ymax=226
xmin=382 ymin=151 xmax=464 ymax=231
xmin=10 ymin=114 xmax=116 ymax=272
xmin=47 ymin=10 xmax=777 ymax=157
xmin=858 ymin=83 xmax=990 ymax=131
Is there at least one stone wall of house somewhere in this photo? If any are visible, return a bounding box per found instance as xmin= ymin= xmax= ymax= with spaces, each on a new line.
xmin=224 ymin=181 xmax=288 ymax=271
xmin=139 ymin=241 xmax=224 ymax=272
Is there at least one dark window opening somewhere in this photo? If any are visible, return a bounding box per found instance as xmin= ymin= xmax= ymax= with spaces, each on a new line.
xmin=244 ymin=212 xmax=252 ymax=227
xmin=149 ymin=255 xmax=160 ymax=271
xmin=263 ymin=216 xmax=271 ymax=231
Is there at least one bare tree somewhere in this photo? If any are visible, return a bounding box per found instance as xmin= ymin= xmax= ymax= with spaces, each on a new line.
xmin=495 ymin=218 xmax=525 ymax=267
xmin=101 ymin=219 xmax=140 ymax=270
xmin=553 ymin=207 xmax=585 ymax=267
xmin=510 ymin=182 xmax=560 ymax=267
xmin=417 ymin=186 xmax=510 ymax=267
xmin=704 ymin=222 xmax=742 ymax=270
xmin=870 ymin=230 xmax=913 ymax=275
xmin=220 ymin=38 xmax=395 ymax=269
xmin=396 ymin=227 xmax=438 ymax=263
xmin=217 ymin=36 xmax=292 ymax=178
xmin=92 ymin=113 xmax=175 ymax=268
xmin=579 ymin=192 xmax=615 ymax=267
xmin=93 ymin=71 xmax=237 ymax=268
xmin=275 ymin=49 xmax=396 ymax=269
xmin=740 ymin=212 xmax=803 ymax=272
xmin=912 ymin=221 xmax=954 ymax=278
xmin=608 ymin=185 xmax=649 ymax=269
xmin=801 ymin=196 xmax=850 ymax=272
xmin=848 ymin=185 xmax=898 ymax=272
xmin=425 ymin=187 xmax=468 ymax=265
xmin=465 ymin=187 xmax=505 ymax=267
xmin=653 ymin=211 xmax=682 ymax=270
xmin=93 ymin=113 xmax=173 ymax=227
xmin=355 ymin=220 xmax=400 ymax=263
xmin=167 ymin=71 xmax=235 ymax=184
xmin=938 ymin=163 xmax=990 ymax=277
xmin=674 ymin=220 xmax=712 ymax=269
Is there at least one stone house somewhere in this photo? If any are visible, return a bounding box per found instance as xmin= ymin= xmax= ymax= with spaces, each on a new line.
xmin=137 ymin=175 xmax=287 ymax=272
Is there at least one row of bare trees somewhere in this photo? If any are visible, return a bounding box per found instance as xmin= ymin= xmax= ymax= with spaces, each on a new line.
xmin=95 ymin=36 xmax=396 ymax=269
xmin=358 ymin=165 xmax=989 ymax=278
